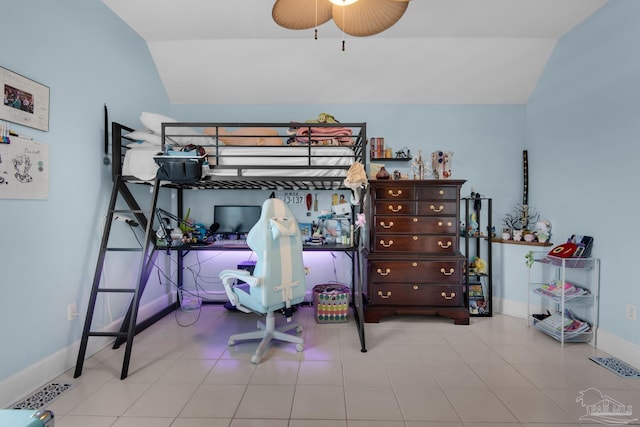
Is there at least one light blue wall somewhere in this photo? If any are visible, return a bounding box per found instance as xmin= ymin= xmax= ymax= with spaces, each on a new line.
xmin=526 ymin=0 xmax=640 ymax=345
xmin=0 ymin=0 xmax=172 ymax=385
xmin=1 ymin=0 xmax=637 ymax=400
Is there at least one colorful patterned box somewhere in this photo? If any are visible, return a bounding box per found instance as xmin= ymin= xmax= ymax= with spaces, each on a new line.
xmin=313 ymin=284 xmax=350 ymax=323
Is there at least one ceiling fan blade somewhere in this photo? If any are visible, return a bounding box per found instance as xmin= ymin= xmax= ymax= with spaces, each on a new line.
xmin=273 ymin=0 xmax=332 ymax=30
xmin=333 ymin=0 xmax=409 ymax=37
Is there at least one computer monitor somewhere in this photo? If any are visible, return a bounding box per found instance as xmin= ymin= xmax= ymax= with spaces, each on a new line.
xmin=214 ymin=205 xmax=261 ymax=235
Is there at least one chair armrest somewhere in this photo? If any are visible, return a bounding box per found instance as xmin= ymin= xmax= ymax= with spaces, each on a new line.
xmin=219 ymin=269 xmax=259 ymax=313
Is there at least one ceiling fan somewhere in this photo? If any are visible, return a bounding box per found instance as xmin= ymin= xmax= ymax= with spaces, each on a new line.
xmin=272 ymin=0 xmax=411 ymax=38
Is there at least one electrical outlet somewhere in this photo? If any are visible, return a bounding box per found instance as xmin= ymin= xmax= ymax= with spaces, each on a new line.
xmin=67 ymin=303 xmax=78 ymax=321
xmin=626 ymin=304 xmax=637 ymax=321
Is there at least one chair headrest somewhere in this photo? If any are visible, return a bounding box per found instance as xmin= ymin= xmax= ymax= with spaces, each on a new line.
xmin=269 ymin=217 xmax=297 ymax=239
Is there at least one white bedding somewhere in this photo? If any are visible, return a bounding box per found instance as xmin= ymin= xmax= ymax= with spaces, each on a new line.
xmin=207 ymin=146 xmax=354 ymax=178
xmin=122 ymin=147 xmax=160 ymax=181
xmin=123 ymin=145 xmax=355 ymax=180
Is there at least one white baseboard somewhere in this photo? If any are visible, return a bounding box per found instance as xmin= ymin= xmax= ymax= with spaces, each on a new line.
xmin=493 ymin=296 xmax=528 ymax=319
xmin=595 ymin=328 xmax=640 ymax=370
xmin=0 ymin=295 xmax=175 ymax=409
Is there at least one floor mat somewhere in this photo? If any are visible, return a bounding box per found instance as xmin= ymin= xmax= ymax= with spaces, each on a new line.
xmin=589 ymin=357 xmax=640 ymax=379
xmin=11 ymin=382 xmax=73 ymax=409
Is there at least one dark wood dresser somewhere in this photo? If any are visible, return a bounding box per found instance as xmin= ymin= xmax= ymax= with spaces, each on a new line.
xmin=363 ymin=179 xmax=469 ymax=325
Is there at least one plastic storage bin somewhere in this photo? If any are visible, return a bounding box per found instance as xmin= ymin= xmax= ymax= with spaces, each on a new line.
xmin=313 ymin=284 xmax=350 ymax=323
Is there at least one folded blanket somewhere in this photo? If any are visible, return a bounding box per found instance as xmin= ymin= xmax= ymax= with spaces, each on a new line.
xmin=294 ymin=126 xmax=353 ymax=145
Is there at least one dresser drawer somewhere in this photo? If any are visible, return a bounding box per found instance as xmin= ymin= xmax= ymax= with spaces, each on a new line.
xmin=416 ymin=186 xmax=458 ymax=200
xmin=374 ymin=201 xmax=415 ymax=215
xmin=374 ymin=216 xmax=457 ymax=234
xmin=370 ymin=260 xmax=463 ymax=283
xmin=373 ymin=186 xmax=414 ymax=200
xmin=370 ymin=284 xmax=463 ymax=306
xmin=417 ymin=201 xmax=458 ymax=216
xmin=373 ymin=235 xmax=458 ymax=253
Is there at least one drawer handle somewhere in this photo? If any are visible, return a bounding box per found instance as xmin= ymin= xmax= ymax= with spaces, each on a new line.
xmin=388 ymin=189 xmax=403 ymax=197
xmin=438 ymin=240 xmax=452 ymax=249
xmin=379 ymin=221 xmax=394 ymax=229
xmin=430 ymin=204 xmax=444 ymax=212
xmin=388 ymin=205 xmax=403 ymax=213
xmin=413 ymin=236 xmax=418 ymax=241
xmin=376 ymin=268 xmax=391 ymax=276
xmin=439 ymin=190 xmax=444 ymax=195
xmin=438 ymin=221 xmax=452 ymax=227
xmin=378 ymin=291 xmax=392 ymax=299
xmin=379 ymin=239 xmax=394 ymax=248
xmin=440 ymin=267 xmax=455 ymax=276
xmin=440 ymin=291 xmax=456 ymax=300
xmin=412 ymin=262 xmax=418 ymax=267
xmin=413 ymin=285 xmax=419 ymax=290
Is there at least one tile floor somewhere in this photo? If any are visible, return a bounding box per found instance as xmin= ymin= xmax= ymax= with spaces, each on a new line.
xmin=45 ymin=304 xmax=640 ymax=426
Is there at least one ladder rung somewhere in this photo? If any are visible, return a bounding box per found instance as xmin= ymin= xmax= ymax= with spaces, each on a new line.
xmin=97 ymin=288 xmax=136 ymax=293
xmin=111 ymin=209 xmax=147 ymax=214
xmin=88 ymin=331 xmax=129 ymax=338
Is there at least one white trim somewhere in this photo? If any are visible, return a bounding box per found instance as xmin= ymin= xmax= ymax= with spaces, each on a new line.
xmin=493 ymin=296 xmax=528 ymax=319
xmin=596 ymin=328 xmax=640 ymax=371
xmin=0 ymin=295 xmax=175 ymax=408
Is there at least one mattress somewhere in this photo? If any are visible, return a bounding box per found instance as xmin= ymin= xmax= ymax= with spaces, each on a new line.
xmin=207 ymin=146 xmax=354 ymax=177
xmin=123 ymin=145 xmax=355 ymax=180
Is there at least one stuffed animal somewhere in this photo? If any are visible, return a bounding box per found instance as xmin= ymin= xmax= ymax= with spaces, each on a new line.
xmin=343 ymin=162 xmax=368 ymax=204
xmin=203 ymin=127 xmax=283 ymax=146
xmin=305 ymin=112 xmax=339 ymax=124
xmin=472 ymin=256 xmax=488 ymax=275
xmin=535 ymin=219 xmax=552 ymax=243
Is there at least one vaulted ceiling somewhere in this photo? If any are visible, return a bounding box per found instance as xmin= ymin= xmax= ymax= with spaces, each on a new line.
xmin=103 ymin=0 xmax=608 ymax=104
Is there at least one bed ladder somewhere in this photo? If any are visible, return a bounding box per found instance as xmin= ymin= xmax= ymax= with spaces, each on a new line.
xmin=74 ymin=174 xmax=161 ymax=380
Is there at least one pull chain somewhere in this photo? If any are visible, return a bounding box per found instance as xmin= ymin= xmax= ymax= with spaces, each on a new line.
xmin=315 ymin=0 xmax=318 ymax=40
xmin=341 ymin=4 xmax=346 ymax=51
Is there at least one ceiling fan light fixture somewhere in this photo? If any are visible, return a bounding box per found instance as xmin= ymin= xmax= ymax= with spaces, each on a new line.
xmin=329 ymin=0 xmax=359 ymax=5
xmin=272 ymin=0 xmax=410 ymax=47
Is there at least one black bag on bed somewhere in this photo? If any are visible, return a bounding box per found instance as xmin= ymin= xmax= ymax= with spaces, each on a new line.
xmin=154 ymin=154 xmax=204 ymax=183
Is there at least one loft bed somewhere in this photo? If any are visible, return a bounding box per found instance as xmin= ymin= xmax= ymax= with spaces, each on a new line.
xmin=112 ymin=120 xmax=367 ymax=191
xmin=85 ymin=116 xmax=368 ymax=380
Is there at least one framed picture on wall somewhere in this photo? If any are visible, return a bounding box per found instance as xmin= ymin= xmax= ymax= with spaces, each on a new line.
xmin=1 ymin=66 xmax=50 ymax=132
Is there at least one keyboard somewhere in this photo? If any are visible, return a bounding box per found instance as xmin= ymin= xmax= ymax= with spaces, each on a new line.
xmin=211 ymin=239 xmax=249 ymax=248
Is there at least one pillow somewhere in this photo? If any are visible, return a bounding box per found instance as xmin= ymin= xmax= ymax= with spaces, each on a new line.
xmin=139 ymin=112 xmax=204 ymax=146
xmin=124 ymin=130 xmax=162 ymax=146
xmin=139 ymin=112 xmax=177 ymax=135
xmin=204 ymin=127 xmax=284 ymax=146
xmin=269 ymin=217 xmax=297 ymax=239
xmin=126 ymin=140 xmax=157 ymax=148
